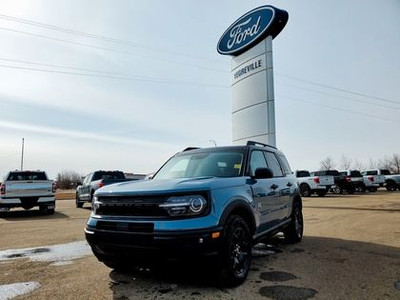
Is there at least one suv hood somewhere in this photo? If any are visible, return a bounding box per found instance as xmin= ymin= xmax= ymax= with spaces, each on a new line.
xmin=95 ymin=177 xmax=246 ymax=196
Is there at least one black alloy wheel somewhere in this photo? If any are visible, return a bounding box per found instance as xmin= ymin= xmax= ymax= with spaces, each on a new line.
xmin=220 ymin=215 xmax=252 ymax=286
xmin=284 ymin=201 xmax=304 ymax=243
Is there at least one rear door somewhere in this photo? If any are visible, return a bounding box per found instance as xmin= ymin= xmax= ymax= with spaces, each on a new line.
xmin=264 ymin=151 xmax=291 ymax=221
xmin=248 ymin=150 xmax=281 ymax=232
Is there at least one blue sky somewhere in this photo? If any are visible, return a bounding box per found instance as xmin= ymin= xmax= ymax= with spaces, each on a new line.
xmin=0 ymin=0 xmax=399 ymax=179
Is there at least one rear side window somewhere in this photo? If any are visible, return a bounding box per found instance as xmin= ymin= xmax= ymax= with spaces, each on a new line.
xmin=278 ymin=155 xmax=292 ymax=175
xmin=7 ymin=172 xmax=47 ymax=181
xmin=350 ymin=171 xmax=362 ymax=177
xmin=380 ymin=169 xmax=391 ymax=175
xmin=264 ymin=152 xmax=283 ymax=177
xmin=93 ymin=171 xmax=125 ymax=180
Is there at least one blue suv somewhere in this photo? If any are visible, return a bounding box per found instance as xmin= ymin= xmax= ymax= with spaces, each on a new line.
xmin=85 ymin=141 xmax=303 ymax=286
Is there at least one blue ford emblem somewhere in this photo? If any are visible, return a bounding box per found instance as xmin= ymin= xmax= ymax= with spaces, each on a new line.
xmin=217 ymin=5 xmax=288 ymax=56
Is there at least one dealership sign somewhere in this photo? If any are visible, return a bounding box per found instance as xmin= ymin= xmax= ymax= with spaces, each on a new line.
xmin=217 ymin=5 xmax=288 ymax=56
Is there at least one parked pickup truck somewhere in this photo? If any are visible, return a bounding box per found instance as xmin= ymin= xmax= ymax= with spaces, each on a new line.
xmin=76 ymin=170 xmax=132 ymax=208
xmin=363 ymin=169 xmax=400 ymax=191
xmin=85 ymin=141 xmax=303 ymax=286
xmin=0 ymin=170 xmax=56 ymax=214
xmin=311 ymin=170 xmax=358 ymax=194
xmin=295 ymin=170 xmax=334 ymax=197
xmin=360 ymin=170 xmax=385 ymax=192
xmin=339 ymin=170 xmax=364 ymax=192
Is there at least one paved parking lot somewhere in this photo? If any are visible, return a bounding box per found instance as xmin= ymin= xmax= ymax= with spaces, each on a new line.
xmin=1 ymin=190 xmax=399 ymax=299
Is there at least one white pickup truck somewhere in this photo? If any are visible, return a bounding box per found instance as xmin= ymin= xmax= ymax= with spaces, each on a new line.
xmin=363 ymin=169 xmax=400 ymax=191
xmin=0 ymin=170 xmax=56 ymax=214
xmin=295 ymin=170 xmax=335 ymax=197
xmin=360 ymin=170 xmax=386 ymax=192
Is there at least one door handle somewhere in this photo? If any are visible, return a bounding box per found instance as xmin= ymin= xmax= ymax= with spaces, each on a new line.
xmin=287 ymin=182 xmax=293 ymax=187
xmin=270 ymin=184 xmax=279 ymax=190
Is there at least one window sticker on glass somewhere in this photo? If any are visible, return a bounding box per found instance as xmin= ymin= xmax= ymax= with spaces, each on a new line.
xmin=234 ymin=164 xmax=241 ymax=169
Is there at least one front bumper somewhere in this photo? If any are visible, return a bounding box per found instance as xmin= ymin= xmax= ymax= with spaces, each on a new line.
xmin=85 ymin=222 xmax=223 ymax=258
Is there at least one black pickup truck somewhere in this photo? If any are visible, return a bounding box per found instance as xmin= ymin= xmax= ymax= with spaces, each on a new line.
xmin=76 ymin=170 xmax=134 ymax=208
xmin=311 ymin=170 xmax=359 ymax=194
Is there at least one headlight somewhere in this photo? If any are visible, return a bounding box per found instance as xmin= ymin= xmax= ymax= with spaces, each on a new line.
xmin=159 ymin=195 xmax=207 ymax=217
xmin=92 ymin=196 xmax=102 ymax=214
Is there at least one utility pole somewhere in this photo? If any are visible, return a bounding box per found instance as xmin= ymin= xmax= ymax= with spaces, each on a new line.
xmin=21 ymin=138 xmax=24 ymax=171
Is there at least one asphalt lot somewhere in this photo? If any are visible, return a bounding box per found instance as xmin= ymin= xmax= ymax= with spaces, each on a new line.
xmin=0 ymin=190 xmax=400 ymax=299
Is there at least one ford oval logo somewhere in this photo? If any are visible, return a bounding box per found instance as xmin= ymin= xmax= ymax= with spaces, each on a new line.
xmin=217 ymin=5 xmax=289 ymax=56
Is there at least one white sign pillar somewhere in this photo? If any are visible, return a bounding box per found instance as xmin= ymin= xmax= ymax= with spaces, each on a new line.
xmin=231 ymin=36 xmax=276 ymax=146
xmin=217 ymin=5 xmax=288 ymax=148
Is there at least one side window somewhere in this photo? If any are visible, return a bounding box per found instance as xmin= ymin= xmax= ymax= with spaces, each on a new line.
xmin=278 ymin=155 xmax=292 ymax=175
xmin=249 ymin=150 xmax=268 ymax=177
xmin=264 ymin=152 xmax=284 ymax=177
xmin=83 ymin=174 xmax=91 ymax=185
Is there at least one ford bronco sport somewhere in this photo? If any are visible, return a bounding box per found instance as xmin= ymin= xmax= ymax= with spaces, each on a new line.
xmin=85 ymin=141 xmax=303 ymax=286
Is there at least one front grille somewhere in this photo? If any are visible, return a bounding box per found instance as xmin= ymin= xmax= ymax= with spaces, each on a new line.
xmin=96 ymin=196 xmax=170 ymax=217
xmin=96 ymin=221 xmax=154 ymax=233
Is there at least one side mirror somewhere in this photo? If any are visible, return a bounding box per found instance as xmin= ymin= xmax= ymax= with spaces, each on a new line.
xmin=76 ymin=181 xmax=82 ymax=187
xmin=253 ymin=168 xmax=273 ymax=179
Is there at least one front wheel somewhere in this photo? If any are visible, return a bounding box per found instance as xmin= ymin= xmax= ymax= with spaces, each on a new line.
xmin=284 ymin=201 xmax=303 ymax=243
xmin=332 ymin=185 xmax=342 ymax=194
xmin=75 ymin=193 xmax=83 ymax=208
xmin=219 ymin=215 xmax=252 ymax=287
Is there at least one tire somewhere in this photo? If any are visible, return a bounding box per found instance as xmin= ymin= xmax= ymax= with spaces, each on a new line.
xmin=219 ymin=215 xmax=252 ymax=287
xmin=332 ymin=185 xmax=342 ymax=194
xmin=39 ymin=205 xmax=55 ymax=215
xmin=367 ymin=187 xmax=377 ymax=192
xmin=386 ymin=181 xmax=397 ymax=191
xmin=300 ymin=184 xmax=311 ymax=197
xmin=284 ymin=201 xmax=304 ymax=243
xmin=317 ymin=191 xmax=327 ymax=197
xmin=75 ymin=193 xmax=83 ymax=208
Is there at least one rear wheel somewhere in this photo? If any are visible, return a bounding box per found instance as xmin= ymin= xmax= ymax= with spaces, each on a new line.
xmin=386 ymin=181 xmax=397 ymax=191
xmin=300 ymin=184 xmax=311 ymax=197
xmin=284 ymin=201 xmax=303 ymax=243
xmin=358 ymin=184 xmax=366 ymax=193
xmin=39 ymin=205 xmax=55 ymax=215
xmin=332 ymin=185 xmax=342 ymax=194
xmin=219 ymin=215 xmax=252 ymax=287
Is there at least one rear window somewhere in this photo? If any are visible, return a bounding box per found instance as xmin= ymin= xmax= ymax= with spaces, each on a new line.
xmin=296 ymin=170 xmax=310 ymax=177
xmin=7 ymin=172 xmax=47 ymax=181
xmin=350 ymin=171 xmax=362 ymax=177
xmin=93 ymin=171 xmax=125 ymax=181
xmin=313 ymin=170 xmax=339 ymax=176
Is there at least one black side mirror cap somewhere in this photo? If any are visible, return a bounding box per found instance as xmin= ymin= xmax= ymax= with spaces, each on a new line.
xmin=76 ymin=181 xmax=82 ymax=186
xmin=253 ymin=168 xmax=273 ymax=179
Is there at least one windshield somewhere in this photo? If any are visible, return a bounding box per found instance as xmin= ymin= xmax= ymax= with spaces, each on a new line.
xmin=154 ymin=151 xmax=244 ymax=179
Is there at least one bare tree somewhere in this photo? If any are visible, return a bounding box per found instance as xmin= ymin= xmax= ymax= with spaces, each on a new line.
xmin=320 ymin=156 xmax=335 ymax=170
xmin=378 ymin=155 xmax=393 ymax=171
xmin=392 ymin=154 xmax=400 ymax=174
xmin=368 ymin=158 xmax=378 ymax=169
xmin=353 ymin=159 xmax=366 ymax=171
xmin=339 ymin=154 xmax=352 ymax=169
xmin=56 ymin=170 xmax=83 ymax=190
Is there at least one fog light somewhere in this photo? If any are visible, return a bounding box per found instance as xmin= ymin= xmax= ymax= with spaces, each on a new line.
xmin=212 ymin=232 xmax=220 ymax=239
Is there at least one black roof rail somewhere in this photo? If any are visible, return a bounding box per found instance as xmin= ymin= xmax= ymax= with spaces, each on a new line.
xmin=182 ymin=147 xmax=200 ymax=152
xmin=246 ymin=140 xmax=277 ymax=149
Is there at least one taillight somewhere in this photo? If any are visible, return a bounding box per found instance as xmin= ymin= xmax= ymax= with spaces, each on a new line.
xmin=346 ymin=176 xmax=351 ymax=182
xmin=52 ymin=182 xmax=57 ymax=193
xmin=0 ymin=183 xmax=5 ymax=195
xmin=313 ymin=177 xmax=320 ymax=184
xmin=368 ymin=176 xmax=374 ymax=182
xmin=98 ymin=182 xmax=104 ymax=188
